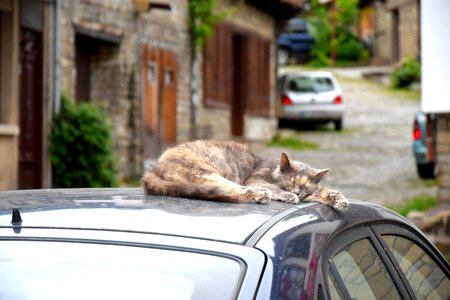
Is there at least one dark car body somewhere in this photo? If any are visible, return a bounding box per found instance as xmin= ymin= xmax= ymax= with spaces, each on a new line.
xmin=277 ymin=18 xmax=314 ymax=65
xmin=0 ymin=188 xmax=449 ymax=299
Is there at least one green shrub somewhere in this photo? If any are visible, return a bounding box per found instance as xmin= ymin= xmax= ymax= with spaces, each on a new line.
xmin=306 ymin=0 xmax=367 ymax=66
xmin=268 ymin=135 xmax=319 ymax=151
xmin=387 ymin=195 xmax=436 ymax=217
xmin=335 ymin=29 xmax=369 ymax=62
xmin=391 ymin=57 xmax=421 ymax=88
xmin=50 ymin=95 xmax=117 ymax=188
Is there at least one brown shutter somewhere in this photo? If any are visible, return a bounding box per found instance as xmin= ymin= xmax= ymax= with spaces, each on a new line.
xmin=245 ymin=34 xmax=270 ymax=117
xmin=204 ymin=23 xmax=232 ymax=107
xmin=204 ymin=24 xmax=271 ymax=116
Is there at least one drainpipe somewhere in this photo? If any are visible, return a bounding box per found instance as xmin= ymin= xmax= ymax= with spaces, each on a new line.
xmin=53 ymin=0 xmax=61 ymax=114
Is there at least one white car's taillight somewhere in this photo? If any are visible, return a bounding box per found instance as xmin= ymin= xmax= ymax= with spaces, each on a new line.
xmin=334 ymin=95 xmax=342 ymax=104
xmin=282 ymin=95 xmax=292 ymax=105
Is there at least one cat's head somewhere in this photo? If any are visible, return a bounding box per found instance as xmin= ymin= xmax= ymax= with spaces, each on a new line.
xmin=272 ymin=153 xmax=330 ymax=200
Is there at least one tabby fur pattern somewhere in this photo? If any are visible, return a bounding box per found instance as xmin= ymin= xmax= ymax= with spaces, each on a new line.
xmin=143 ymin=140 xmax=348 ymax=211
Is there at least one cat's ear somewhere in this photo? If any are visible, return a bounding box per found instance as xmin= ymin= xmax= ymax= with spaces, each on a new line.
xmin=311 ymin=168 xmax=330 ymax=183
xmin=279 ymin=153 xmax=291 ymax=172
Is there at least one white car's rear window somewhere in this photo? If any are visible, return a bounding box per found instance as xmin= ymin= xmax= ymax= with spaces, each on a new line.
xmin=0 ymin=240 xmax=243 ymax=300
xmin=288 ymin=77 xmax=334 ymax=93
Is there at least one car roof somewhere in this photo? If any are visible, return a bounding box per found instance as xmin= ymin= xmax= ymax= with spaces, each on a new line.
xmin=0 ymin=188 xmax=410 ymax=245
xmin=0 ymin=188 xmax=298 ymax=244
xmin=286 ymin=18 xmax=309 ymax=31
xmin=284 ymin=71 xmax=336 ymax=79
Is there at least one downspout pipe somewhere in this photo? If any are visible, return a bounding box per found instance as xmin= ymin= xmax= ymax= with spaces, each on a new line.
xmin=53 ymin=0 xmax=61 ymax=114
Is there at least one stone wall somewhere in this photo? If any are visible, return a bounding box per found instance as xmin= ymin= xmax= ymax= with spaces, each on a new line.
xmin=0 ymin=1 xmax=20 ymax=190
xmin=373 ymin=4 xmax=394 ymax=64
xmin=59 ymin=0 xmax=191 ymax=181
xmin=397 ymin=0 xmax=419 ymax=60
xmin=0 ymin=127 xmax=18 ymax=189
xmin=58 ymin=0 xmax=280 ymax=181
xmin=436 ymin=114 xmax=450 ymax=202
xmin=374 ymin=0 xmax=420 ymax=64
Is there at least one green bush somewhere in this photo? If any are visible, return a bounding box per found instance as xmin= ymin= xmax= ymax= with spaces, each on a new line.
xmin=335 ymin=29 xmax=369 ymax=62
xmin=387 ymin=195 xmax=436 ymax=217
xmin=391 ymin=57 xmax=421 ymax=88
xmin=306 ymin=0 xmax=367 ymax=66
xmin=50 ymin=95 xmax=117 ymax=188
xmin=268 ymin=134 xmax=319 ymax=151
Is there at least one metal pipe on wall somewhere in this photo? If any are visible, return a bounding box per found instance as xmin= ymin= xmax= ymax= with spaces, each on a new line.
xmin=53 ymin=0 xmax=61 ymax=114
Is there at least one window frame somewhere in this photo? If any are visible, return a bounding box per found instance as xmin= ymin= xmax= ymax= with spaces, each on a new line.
xmin=0 ymin=226 xmax=267 ymax=299
xmin=323 ymin=225 xmax=414 ymax=300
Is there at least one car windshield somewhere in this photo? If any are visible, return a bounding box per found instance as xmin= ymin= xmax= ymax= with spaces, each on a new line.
xmin=288 ymin=76 xmax=334 ymax=93
xmin=0 ymin=240 xmax=243 ymax=300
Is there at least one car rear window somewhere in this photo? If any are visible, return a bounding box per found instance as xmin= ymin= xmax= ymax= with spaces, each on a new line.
xmin=0 ymin=240 xmax=243 ymax=300
xmin=329 ymin=238 xmax=401 ymax=300
xmin=383 ymin=235 xmax=450 ymax=300
xmin=288 ymin=76 xmax=334 ymax=93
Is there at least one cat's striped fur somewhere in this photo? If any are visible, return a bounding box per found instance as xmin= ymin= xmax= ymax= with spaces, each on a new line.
xmin=143 ymin=140 xmax=348 ymax=211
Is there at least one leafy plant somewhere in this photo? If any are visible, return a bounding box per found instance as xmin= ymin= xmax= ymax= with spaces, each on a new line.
xmin=391 ymin=57 xmax=421 ymax=88
xmin=335 ymin=28 xmax=369 ymax=62
xmin=189 ymin=0 xmax=238 ymax=51
xmin=387 ymin=195 xmax=437 ymax=217
xmin=268 ymin=135 xmax=319 ymax=151
xmin=49 ymin=95 xmax=117 ymax=188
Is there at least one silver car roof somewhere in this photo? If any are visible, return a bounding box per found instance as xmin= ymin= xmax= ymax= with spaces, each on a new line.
xmin=0 ymin=188 xmax=411 ymax=245
xmin=0 ymin=188 xmax=302 ymax=244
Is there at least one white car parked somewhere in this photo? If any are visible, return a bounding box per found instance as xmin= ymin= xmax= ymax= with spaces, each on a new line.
xmin=277 ymin=71 xmax=345 ymax=130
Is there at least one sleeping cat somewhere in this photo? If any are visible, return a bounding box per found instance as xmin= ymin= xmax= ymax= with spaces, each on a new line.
xmin=143 ymin=140 xmax=348 ymax=211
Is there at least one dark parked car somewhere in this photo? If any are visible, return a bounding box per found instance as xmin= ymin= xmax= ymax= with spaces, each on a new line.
xmin=0 ymin=188 xmax=449 ymax=299
xmin=412 ymin=111 xmax=436 ymax=179
xmin=277 ymin=18 xmax=314 ymax=65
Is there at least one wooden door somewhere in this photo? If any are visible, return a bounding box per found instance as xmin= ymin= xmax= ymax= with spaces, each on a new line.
xmin=18 ymin=27 xmax=43 ymax=189
xmin=231 ymin=34 xmax=245 ymax=136
xmin=142 ymin=46 xmax=177 ymax=158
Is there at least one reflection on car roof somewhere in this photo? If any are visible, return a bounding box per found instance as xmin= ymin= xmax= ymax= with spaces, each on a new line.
xmin=0 ymin=188 xmax=407 ymax=245
xmin=0 ymin=188 xmax=301 ymax=244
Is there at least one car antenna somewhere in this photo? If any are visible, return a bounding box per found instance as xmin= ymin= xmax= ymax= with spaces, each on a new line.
xmin=11 ymin=208 xmax=23 ymax=226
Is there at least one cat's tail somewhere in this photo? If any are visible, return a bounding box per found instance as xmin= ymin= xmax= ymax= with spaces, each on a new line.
xmin=142 ymin=169 xmax=222 ymax=200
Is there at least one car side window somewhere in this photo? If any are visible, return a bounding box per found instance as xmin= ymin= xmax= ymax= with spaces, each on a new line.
xmin=328 ymin=238 xmax=401 ymax=300
xmin=383 ymin=235 xmax=450 ymax=300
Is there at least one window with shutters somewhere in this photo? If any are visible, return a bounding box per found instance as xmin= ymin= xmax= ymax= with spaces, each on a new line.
xmin=203 ymin=23 xmax=271 ymax=117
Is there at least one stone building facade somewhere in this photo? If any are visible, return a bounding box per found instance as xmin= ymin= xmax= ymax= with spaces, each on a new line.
xmin=194 ymin=1 xmax=280 ymax=142
xmin=58 ymin=0 xmax=192 ymax=181
xmin=359 ymin=0 xmax=420 ymax=64
xmin=0 ymin=0 xmax=56 ymax=190
xmin=58 ymin=0 xmax=297 ymax=183
xmin=0 ymin=0 xmax=299 ymax=189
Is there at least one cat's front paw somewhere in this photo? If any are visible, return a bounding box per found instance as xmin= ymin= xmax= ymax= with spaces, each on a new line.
xmin=329 ymin=191 xmax=349 ymax=211
xmin=275 ymin=192 xmax=299 ymax=204
xmin=250 ymin=189 xmax=272 ymax=204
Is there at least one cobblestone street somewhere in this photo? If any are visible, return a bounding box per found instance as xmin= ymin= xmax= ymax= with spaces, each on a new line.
xmin=253 ymin=68 xmax=436 ymax=206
